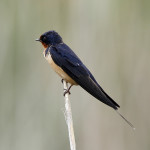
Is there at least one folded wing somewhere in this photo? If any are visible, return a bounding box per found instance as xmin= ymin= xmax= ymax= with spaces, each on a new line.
xmin=48 ymin=44 xmax=120 ymax=110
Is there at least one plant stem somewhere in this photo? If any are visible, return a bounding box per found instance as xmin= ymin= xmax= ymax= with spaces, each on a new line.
xmin=63 ymin=80 xmax=76 ymax=150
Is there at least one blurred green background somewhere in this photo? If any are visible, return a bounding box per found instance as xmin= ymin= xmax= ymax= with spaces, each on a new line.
xmin=0 ymin=0 xmax=150 ymax=150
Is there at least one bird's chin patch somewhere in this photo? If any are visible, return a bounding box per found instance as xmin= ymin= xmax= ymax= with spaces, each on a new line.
xmin=41 ymin=42 xmax=48 ymax=48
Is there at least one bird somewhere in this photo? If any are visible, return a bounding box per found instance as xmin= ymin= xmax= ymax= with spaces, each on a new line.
xmin=36 ymin=30 xmax=134 ymax=129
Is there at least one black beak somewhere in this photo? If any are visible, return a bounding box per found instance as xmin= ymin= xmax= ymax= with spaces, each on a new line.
xmin=35 ymin=38 xmax=40 ymax=41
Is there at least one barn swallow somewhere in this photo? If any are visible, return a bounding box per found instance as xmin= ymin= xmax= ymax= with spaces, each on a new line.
xmin=36 ymin=30 xmax=134 ymax=129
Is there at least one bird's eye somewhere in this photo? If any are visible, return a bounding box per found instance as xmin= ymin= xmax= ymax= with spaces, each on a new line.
xmin=43 ymin=36 xmax=46 ymax=41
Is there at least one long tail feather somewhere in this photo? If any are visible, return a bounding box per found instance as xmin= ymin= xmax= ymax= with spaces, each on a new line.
xmin=115 ymin=110 xmax=135 ymax=130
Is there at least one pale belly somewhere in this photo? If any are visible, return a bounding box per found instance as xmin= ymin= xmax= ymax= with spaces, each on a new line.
xmin=45 ymin=54 xmax=78 ymax=85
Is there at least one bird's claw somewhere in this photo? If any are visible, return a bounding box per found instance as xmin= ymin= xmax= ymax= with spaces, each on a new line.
xmin=63 ymin=88 xmax=71 ymax=96
xmin=62 ymin=80 xmax=73 ymax=96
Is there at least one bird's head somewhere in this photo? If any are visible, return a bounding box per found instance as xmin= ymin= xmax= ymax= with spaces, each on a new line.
xmin=36 ymin=30 xmax=63 ymax=48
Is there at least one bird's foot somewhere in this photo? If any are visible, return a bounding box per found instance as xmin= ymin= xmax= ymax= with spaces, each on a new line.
xmin=63 ymin=88 xmax=71 ymax=96
xmin=61 ymin=79 xmax=73 ymax=96
xmin=63 ymin=85 xmax=73 ymax=96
